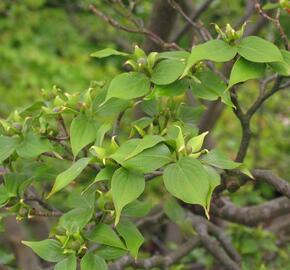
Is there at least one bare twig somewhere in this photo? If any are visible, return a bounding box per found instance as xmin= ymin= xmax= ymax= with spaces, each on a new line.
xmin=89 ymin=4 xmax=182 ymax=50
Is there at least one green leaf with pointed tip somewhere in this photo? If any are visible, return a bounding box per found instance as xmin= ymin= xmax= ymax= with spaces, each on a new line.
xmin=187 ymin=131 xmax=209 ymax=153
xmin=16 ymin=132 xmax=52 ymax=159
xmin=0 ymin=185 xmax=10 ymax=207
xmin=111 ymin=168 xmax=145 ymax=225
xmin=95 ymin=123 xmax=112 ymax=146
xmin=157 ymin=51 xmax=190 ymax=60
xmin=81 ymin=252 xmax=107 ymax=270
xmin=228 ymin=57 xmax=266 ymax=88
xmin=59 ymin=208 xmax=93 ymax=234
xmin=163 ymin=157 xmax=210 ymax=209
xmin=269 ymin=50 xmax=290 ymax=76
xmin=183 ymin=40 xmax=237 ymax=76
xmin=104 ymin=72 xmax=150 ymax=103
xmin=91 ymin=48 xmax=128 ymax=58
xmin=22 ymin=239 xmax=65 ymax=262
xmin=237 ymin=36 xmax=283 ymax=63
xmin=116 ymin=219 xmax=144 ymax=258
xmin=125 ymin=135 xmax=164 ymax=160
xmin=54 ymin=254 xmax=76 ymax=270
xmin=0 ymin=136 xmax=18 ymax=164
xmin=151 ymin=59 xmax=185 ymax=85
xmin=47 ymin=157 xmax=91 ymax=198
xmin=95 ymin=247 xmax=126 ymax=260
xmin=122 ymin=200 xmax=152 ymax=218
xmin=70 ymin=114 xmax=97 ymax=157
xmin=201 ymin=149 xmax=241 ymax=169
xmin=154 ymin=79 xmax=189 ymax=97
xmin=164 ymin=197 xmax=186 ymax=224
xmin=111 ymin=140 xmax=172 ymax=173
xmin=191 ymin=70 xmax=227 ymax=101
xmin=86 ymin=223 xmax=126 ymax=249
xmin=204 ymin=165 xmax=221 ymax=211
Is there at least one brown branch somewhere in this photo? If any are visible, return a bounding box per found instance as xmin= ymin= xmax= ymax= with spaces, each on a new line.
xmin=214 ymin=197 xmax=290 ymax=226
xmin=255 ymin=0 xmax=289 ymax=50
xmin=89 ymin=4 xmax=181 ymax=51
xmin=172 ymin=0 xmax=215 ymax=42
xmin=108 ymin=238 xmax=200 ymax=270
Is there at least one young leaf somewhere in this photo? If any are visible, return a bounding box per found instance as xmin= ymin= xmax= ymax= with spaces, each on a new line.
xmin=59 ymin=208 xmax=93 ymax=234
xmin=228 ymin=57 xmax=266 ymax=88
xmin=0 ymin=185 xmax=10 ymax=207
xmin=81 ymin=252 xmax=107 ymax=270
xmin=86 ymin=223 xmax=126 ymax=250
xmin=151 ymin=59 xmax=185 ymax=85
xmin=111 ymin=168 xmax=145 ymax=225
xmin=22 ymin=239 xmax=65 ymax=262
xmin=70 ymin=114 xmax=97 ymax=157
xmin=16 ymin=132 xmax=52 ymax=159
xmin=125 ymin=135 xmax=164 ymax=160
xmin=91 ymin=48 xmax=128 ymax=58
xmin=163 ymin=157 xmax=210 ymax=209
xmin=104 ymin=72 xmax=150 ymax=103
xmin=54 ymin=254 xmax=76 ymax=270
xmin=0 ymin=136 xmax=18 ymax=163
xmin=95 ymin=246 xmax=126 ymax=260
xmin=201 ymin=149 xmax=241 ymax=169
xmin=187 ymin=131 xmax=209 ymax=153
xmin=111 ymin=140 xmax=172 ymax=173
xmin=116 ymin=219 xmax=144 ymax=259
xmin=183 ymin=40 xmax=237 ymax=76
xmin=237 ymin=36 xmax=283 ymax=63
xmin=95 ymin=123 xmax=112 ymax=146
xmin=164 ymin=197 xmax=186 ymax=224
xmin=47 ymin=157 xmax=91 ymax=198
xmin=157 ymin=51 xmax=190 ymax=60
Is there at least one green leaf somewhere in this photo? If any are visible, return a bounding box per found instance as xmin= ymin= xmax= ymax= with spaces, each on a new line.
xmin=70 ymin=114 xmax=97 ymax=157
xmin=269 ymin=49 xmax=290 ymax=76
xmin=0 ymin=185 xmax=10 ymax=207
xmin=59 ymin=208 xmax=93 ymax=234
xmin=116 ymin=219 xmax=144 ymax=258
xmin=122 ymin=200 xmax=152 ymax=218
xmin=95 ymin=123 xmax=112 ymax=146
xmin=22 ymin=239 xmax=65 ymax=262
xmin=104 ymin=72 xmax=150 ymax=102
xmin=191 ymin=70 xmax=227 ymax=101
xmin=201 ymin=149 xmax=241 ymax=169
xmin=111 ymin=140 xmax=172 ymax=173
xmin=163 ymin=157 xmax=210 ymax=210
xmin=183 ymin=40 xmax=237 ymax=76
xmin=111 ymin=168 xmax=145 ymax=225
xmin=204 ymin=166 xmax=221 ymax=211
xmin=125 ymin=135 xmax=164 ymax=160
xmin=54 ymin=254 xmax=76 ymax=270
xmin=47 ymin=157 xmax=91 ymax=198
xmin=154 ymin=79 xmax=189 ymax=97
xmin=237 ymin=36 xmax=283 ymax=63
xmin=81 ymin=252 xmax=107 ymax=270
xmin=91 ymin=48 xmax=128 ymax=58
xmin=0 ymin=136 xmax=18 ymax=163
xmin=187 ymin=131 xmax=209 ymax=153
xmin=95 ymin=246 xmax=126 ymax=260
xmin=228 ymin=57 xmax=266 ymax=88
xmin=164 ymin=197 xmax=186 ymax=224
xmin=86 ymin=223 xmax=126 ymax=249
xmin=16 ymin=132 xmax=52 ymax=159
xmin=151 ymin=59 xmax=185 ymax=85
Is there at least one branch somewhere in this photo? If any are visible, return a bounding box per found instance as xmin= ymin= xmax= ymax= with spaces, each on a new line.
xmin=255 ymin=0 xmax=289 ymax=50
xmin=109 ymin=238 xmax=200 ymax=270
xmin=172 ymin=0 xmax=215 ymax=42
xmin=214 ymin=196 xmax=290 ymax=226
xmin=89 ymin=4 xmax=181 ymax=51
